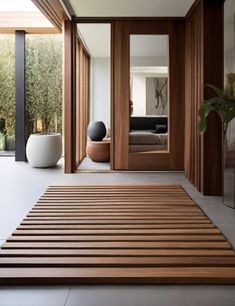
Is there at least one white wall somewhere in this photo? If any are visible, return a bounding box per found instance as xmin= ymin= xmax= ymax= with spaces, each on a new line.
xmin=131 ymin=72 xmax=168 ymax=116
xmin=131 ymin=56 xmax=168 ymax=67
xmin=90 ymin=57 xmax=110 ymax=125
xmin=132 ymin=74 xmax=146 ymax=116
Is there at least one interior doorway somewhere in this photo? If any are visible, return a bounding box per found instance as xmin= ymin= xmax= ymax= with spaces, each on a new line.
xmin=75 ymin=23 xmax=111 ymax=171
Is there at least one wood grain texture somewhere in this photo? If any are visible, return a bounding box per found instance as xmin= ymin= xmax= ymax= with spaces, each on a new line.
xmin=112 ymin=21 xmax=130 ymax=170
xmin=63 ymin=20 xmax=77 ymax=173
xmin=0 ymin=12 xmax=59 ymax=34
xmin=112 ymin=20 xmax=185 ymax=170
xmin=185 ymin=0 xmax=224 ymax=195
xmin=75 ymin=39 xmax=90 ymax=165
xmin=0 ymin=184 xmax=235 ymax=285
xmin=31 ymin=0 xmax=69 ymax=30
xmin=202 ymin=0 xmax=223 ymax=195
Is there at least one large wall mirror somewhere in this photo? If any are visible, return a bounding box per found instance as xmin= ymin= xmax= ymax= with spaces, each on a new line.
xmin=129 ymin=35 xmax=169 ymax=153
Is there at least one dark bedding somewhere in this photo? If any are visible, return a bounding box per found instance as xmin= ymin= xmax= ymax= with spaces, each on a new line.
xmin=129 ymin=131 xmax=168 ymax=145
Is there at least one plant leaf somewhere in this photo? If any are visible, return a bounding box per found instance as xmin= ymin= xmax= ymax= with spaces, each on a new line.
xmin=205 ymin=84 xmax=226 ymax=98
xmin=198 ymin=103 xmax=215 ymax=133
xmin=198 ymin=117 xmax=208 ymax=134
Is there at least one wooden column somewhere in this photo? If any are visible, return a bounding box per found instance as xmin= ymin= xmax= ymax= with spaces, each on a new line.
xmin=202 ymin=0 xmax=224 ymax=195
xmin=75 ymin=39 xmax=90 ymax=166
xmin=63 ymin=20 xmax=76 ymax=173
xmin=185 ymin=0 xmax=224 ymax=195
xmin=112 ymin=21 xmax=130 ymax=170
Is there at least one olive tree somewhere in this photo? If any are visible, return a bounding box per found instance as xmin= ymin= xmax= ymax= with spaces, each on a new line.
xmin=0 ymin=34 xmax=62 ymax=140
xmin=0 ymin=35 xmax=15 ymax=136
xmin=26 ymin=34 xmax=62 ymax=136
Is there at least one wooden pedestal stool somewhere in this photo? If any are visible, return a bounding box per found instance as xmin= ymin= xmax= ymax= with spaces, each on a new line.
xmin=86 ymin=140 xmax=110 ymax=162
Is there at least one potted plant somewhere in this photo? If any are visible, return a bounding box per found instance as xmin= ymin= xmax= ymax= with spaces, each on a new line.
xmin=26 ymin=113 xmax=62 ymax=168
xmin=198 ymin=73 xmax=235 ymax=207
xmin=198 ymin=74 xmax=235 ymax=135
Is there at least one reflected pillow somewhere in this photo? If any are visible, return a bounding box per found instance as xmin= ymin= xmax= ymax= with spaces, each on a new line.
xmin=155 ymin=124 xmax=167 ymax=134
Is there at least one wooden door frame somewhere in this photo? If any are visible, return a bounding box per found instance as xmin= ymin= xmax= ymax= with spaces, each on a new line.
xmin=73 ymin=19 xmax=114 ymax=170
xmin=111 ymin=19 xmax=185 ymax=170
xmin=75 ymin=37 xmax=91 ymax=167
xmin=72 ymin=17 xmax=185 ymax=170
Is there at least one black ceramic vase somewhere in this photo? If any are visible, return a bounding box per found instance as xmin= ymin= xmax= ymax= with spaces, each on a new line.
xmin=87 ymin=121 xmax=106 ymax=141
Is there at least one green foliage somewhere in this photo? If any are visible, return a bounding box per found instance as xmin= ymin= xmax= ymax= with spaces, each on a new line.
xmin=0 ymin=118 xmax=6 ymax=134
xmin=198 ymin=74 xmax=235 ymax=134
xmin=26 ymin=34 xmax=62 ymax=135
xmin=0 ymin=34 xmax=62 ymax=139
xmin=0 ymin=35 xmax=15 ymax=136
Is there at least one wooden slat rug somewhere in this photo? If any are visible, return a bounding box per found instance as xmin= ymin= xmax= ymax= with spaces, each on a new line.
xmin=1 ymin=184 xmax=235 ymax=285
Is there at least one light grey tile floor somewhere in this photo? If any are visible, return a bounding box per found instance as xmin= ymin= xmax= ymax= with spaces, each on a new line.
xmin=0 ymin=287 xmax=70 ymax=306
xmin=1 ymin=157 xmax=235 ymax=306
xmin=78 ymin=157 xmax=110 ymax=170
xmin=66 ymin=285 xmax=235 ymax=306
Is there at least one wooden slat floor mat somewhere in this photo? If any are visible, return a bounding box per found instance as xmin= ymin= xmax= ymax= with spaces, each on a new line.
xmin=1 ymin=184 xmax=235 ymax=285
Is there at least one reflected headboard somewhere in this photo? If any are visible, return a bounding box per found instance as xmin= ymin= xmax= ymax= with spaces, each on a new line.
xmin=130 ymin=116 xmax=168 ymax=133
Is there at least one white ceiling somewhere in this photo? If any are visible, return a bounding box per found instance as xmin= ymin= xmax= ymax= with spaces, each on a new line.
xmin=68 ymin=0 xmax=195 ymax=17
xmin=77 ymin=25 xmax=169 ymax=59
xmin=130 ymin=35 xmax=168 ymax=57
xmin=77 ymin=24 xmax=110 ymax=57
xmin=77 ymin=23 xmax=168 ymax=58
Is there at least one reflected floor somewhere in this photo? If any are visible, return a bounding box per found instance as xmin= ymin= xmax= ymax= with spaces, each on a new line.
xmin=77 ymin=157 xmax=110 ymax=171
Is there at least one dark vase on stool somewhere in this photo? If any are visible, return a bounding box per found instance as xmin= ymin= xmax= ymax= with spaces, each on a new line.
xmin=87 ymin=121 xmax=106 ymax=141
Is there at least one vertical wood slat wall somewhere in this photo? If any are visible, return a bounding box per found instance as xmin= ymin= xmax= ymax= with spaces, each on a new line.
xmin=185 ymin=3 xmax=202 ymax=192
xmin=64 ymin=21 xmax=90 ymax=171
xmin=62 ymin=0 xmax=223 ymax=197
xmin=63 ymin=20 xmax=76 ymax=173
xmin=112 ymin=21 xmax=130 ymax=170
xmin=185 ymin=0 xmax=224 ymax=195
xmin=76 ymin=40 xmax=90 ymax=166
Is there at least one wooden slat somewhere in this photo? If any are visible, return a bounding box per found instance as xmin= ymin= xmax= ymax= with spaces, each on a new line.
xmin=1 ymin=184 xmax=235 ymax=285
xmin=27 ymin=212 xmax=203 ymax=217
xmin=2 ymin=267 xmax=235 ymax=285
xmin=17 ymin=224 xmax=215 ymax=229
xmin=1 ymin=256 xmax=235 ymax=267
xmin=2 ymin=241 xmax=230 ymax=249
xmin=32 ymin=207 xmax=200 ymax=211
xmin=12 ymin=229 xmax=220 ymax=235
xmin=7 ymin=235 xmax=226 ymax=242
xmin=20 ymin=219 xmax=211 ymax=225
xmin=0 ymin=248 xmax=234 ymax=257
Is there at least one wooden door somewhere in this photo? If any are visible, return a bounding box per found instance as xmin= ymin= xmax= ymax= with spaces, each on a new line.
xmin=112 ymin=20 xmax=185 ymax=171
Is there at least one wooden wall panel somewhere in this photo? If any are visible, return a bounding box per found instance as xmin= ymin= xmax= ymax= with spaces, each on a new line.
xmin=112 ymin=20 xmax=185 ymax=171
xmin=31 ymin=0 xmax=69 ymax=30
xmin=112 ymin=21 xmax=130 ymax=170
xmin=185 ymin=3 xmax=202 ymax=191
xmin=63 ymin=20 xmax=76 ymax=173
xmin=202 ymin=0 xmax=223 ymax=195
xmin=75 ymin=41 xmax=90 ymax=166
xmin=185 ymin=0 xmax=223 ymax=195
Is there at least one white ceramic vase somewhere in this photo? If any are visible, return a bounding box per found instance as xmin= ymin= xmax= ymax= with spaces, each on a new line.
xmin=26 ymin=133 xmax=62 ymax=168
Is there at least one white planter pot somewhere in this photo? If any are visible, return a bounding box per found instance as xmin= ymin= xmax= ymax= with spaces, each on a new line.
xmin=26 ymin=133 xmax=62 ymax=168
